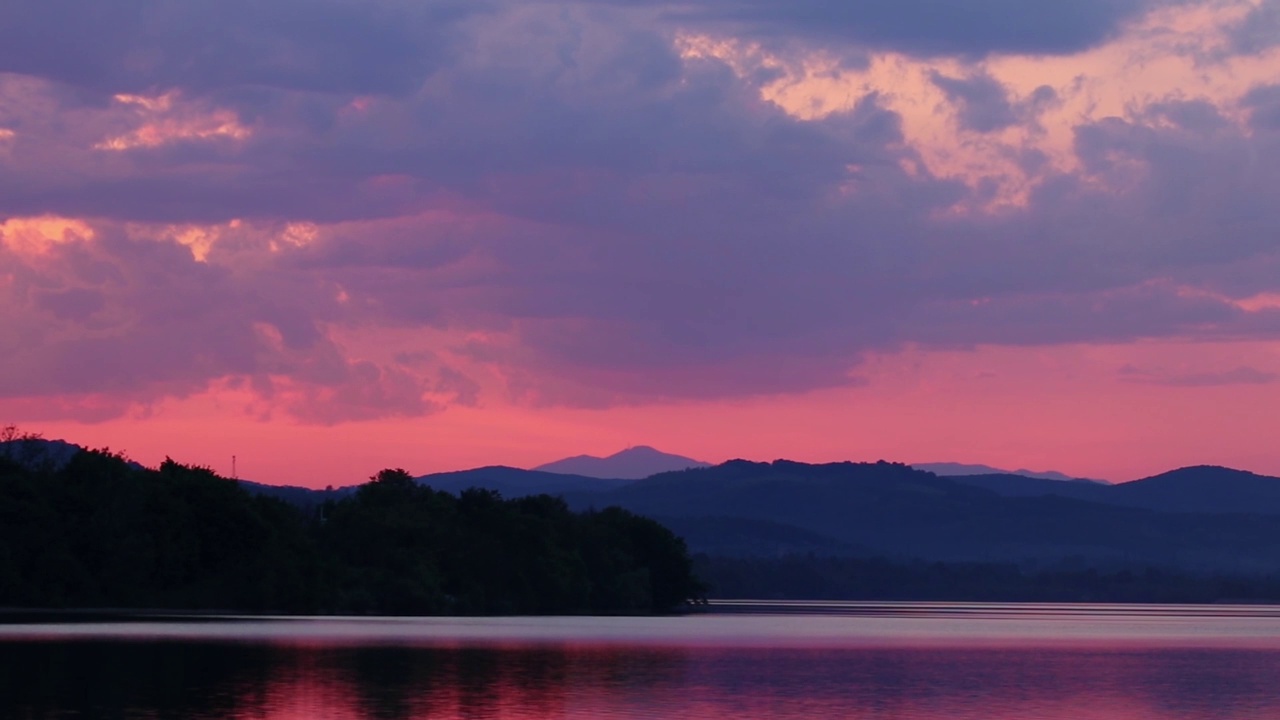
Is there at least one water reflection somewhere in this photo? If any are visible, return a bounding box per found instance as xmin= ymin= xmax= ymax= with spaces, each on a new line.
xmin=7 ymin=606 xmax=1280 ymax=719
xmin=5 ymin=638 xmax=1280 ymax=719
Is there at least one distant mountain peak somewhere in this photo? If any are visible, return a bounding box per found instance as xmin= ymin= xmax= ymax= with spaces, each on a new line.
xmin=616 ymin=445 xmax=660 ymax=455
xmin=534 ymin=446 xmax=710 ymax=480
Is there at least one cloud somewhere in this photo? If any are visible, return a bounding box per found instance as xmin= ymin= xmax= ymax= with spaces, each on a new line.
xmin=1226 ymin=0 xmax=1280 ymax=55
xmin=1243 ymin=84 xmax=1280 ymax=132
xmin=652 ymin=0 xmax=1157 ymax=57
xmin=926 ymin=71 xmax=1058 ymax=133
xmin=0 ymin=0 xmax=480 ymax=96
xmin=2 ymin=0 xmax=1280 ymax=420
xmin=0 ymin=219 xmax=455 ymax=422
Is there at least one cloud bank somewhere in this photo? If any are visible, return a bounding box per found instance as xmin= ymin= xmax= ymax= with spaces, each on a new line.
xmin=1 ymin=0 xmax=1279 ymax=422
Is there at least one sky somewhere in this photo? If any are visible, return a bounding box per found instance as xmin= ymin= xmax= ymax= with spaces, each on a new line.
xmin=3 ymin=0 xmax=1280 ymax=487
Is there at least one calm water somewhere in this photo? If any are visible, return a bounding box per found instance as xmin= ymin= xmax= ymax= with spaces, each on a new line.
xmin=4 ymin=602 xmax=1280 ymax=719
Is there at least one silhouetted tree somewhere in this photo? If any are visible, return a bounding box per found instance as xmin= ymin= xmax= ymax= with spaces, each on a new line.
xmin=0 ymin=454 xmax=704 ymax=615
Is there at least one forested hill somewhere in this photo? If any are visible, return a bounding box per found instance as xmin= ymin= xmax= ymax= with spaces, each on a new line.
xmin=0 ymin=448 xmax=703 ymax=615
xmin=567 ymin=460 xmax=1280 ymax=571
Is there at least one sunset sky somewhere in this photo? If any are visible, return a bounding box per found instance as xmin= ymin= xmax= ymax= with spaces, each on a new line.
xmin=3 ymin=0 xmax=1280 ymax=487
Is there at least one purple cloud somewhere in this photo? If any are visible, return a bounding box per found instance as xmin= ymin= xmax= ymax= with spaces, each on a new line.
xmin=1226 ymin=0 xmax=1280 ymax=55
xmin=0 ymin=0 xmax=479 ymax=96
xmin=1243 ymin=84 xmax=1280 ymax=132
xmin=647 ymin=0 xmax=1156 ymax=57
xmin=926 ymin=71 xmax=1057 ymax=133
xmin=1 ymin=0 xmax=1280 ymax=420
xmin=0 ymin=222 xmax=467 ymax=422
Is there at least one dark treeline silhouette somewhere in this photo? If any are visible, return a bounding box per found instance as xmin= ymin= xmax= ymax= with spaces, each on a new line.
xmin=695 ymin=554 xmax=1280 ymax=604
xmin=0 ymin=447 xmax=704 ymax=615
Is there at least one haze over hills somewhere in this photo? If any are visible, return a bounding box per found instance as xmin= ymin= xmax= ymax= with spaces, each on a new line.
xmin=534 ymin=446 xmax=709 ymax=479
xmin=912 ymin=462 xmax=1102 ymax=483
xmin=943 ymin=474 xmax=1117 ymax=501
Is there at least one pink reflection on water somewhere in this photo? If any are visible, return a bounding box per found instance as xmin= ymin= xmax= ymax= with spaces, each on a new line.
xmin=5 ymin=609 xmax=1280 ymax=719
xmin=210 ymin=644 xmax=1280 ymax=719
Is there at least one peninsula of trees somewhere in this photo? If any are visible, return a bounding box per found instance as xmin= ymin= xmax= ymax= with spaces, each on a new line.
xmin=0 ymin=445 xmax=704 ymax=615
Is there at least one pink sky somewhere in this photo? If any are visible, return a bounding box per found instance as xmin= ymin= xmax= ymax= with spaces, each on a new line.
xmin=3 ymin=0 xmax=1280 ymax=487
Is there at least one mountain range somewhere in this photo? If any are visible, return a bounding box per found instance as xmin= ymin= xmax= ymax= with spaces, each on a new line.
xmin=11 ymin=437 xmax=1280 ymax=572
xmin=556 ymin=461 xmax=1280 ymax=569
xmin=467 ymin=457 xmax=1280 ymax=570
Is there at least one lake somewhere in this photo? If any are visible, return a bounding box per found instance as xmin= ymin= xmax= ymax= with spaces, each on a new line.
xmin=4 ymin=602 xmax=1280 ymax=719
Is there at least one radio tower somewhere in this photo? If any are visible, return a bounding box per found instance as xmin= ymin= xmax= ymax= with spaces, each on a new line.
xmin=232 ymin=455 xmax=237 ymax=480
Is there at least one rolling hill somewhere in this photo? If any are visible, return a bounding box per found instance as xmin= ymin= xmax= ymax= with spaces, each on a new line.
xmin=563 ymin=459 xmax=1280 ymax=570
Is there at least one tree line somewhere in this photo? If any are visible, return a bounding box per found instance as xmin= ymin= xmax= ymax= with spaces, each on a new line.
xmin=0 ymin=445 xmax=704 ymax=615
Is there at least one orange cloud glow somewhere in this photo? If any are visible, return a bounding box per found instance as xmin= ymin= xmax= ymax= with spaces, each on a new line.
xmin=95 ymin=92 xmax=251 ymax=150
xmin=676 ymin=0 xmax=1280 ymax=211
xmin=0 ymin=215 xmax=95 ymax=255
